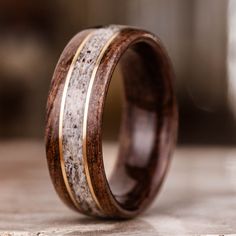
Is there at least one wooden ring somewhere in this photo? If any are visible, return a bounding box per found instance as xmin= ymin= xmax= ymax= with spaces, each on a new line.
xmin=45 ymin=25 xmax=178 ymax=219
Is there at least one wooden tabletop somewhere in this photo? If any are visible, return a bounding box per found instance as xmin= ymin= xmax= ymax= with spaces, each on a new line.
xmin=0 ymin=141 xmax=235 ymax=235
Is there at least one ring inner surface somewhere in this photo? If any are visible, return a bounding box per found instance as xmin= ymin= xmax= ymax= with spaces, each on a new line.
xmin=107 ymin=40 xmax=169 ymax=211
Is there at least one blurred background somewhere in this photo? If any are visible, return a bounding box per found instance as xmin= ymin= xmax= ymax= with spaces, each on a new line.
xmin=0 ymin=0 xmax=236 ymax=145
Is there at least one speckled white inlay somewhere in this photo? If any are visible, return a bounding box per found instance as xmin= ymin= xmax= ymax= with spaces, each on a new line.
xmin=61 ymin=26 xmax=121 ymax=216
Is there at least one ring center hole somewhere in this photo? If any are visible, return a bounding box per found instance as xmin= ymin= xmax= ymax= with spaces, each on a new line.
xmin=102 ymin=63 xmax=123 ymax=179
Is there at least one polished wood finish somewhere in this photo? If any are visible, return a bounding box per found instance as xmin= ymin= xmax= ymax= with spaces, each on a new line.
xmin=86 ymin=28 xmax=177 ymax=218
xmin=45 ymin=29 xmax=93 ymax=212
xmin=45 ymin=26 xmax=178 ymax=218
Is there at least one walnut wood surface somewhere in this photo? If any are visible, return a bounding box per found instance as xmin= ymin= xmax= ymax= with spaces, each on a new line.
xmin=45 ymin=29 xmax=93 ymax=212
xmin=86 ymin=28 xmax=177 ymax=218
xmin=45 ymin=25 xmax=178 ymax=218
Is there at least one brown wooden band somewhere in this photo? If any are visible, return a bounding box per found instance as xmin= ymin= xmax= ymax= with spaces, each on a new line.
xmin=45 ymin=25 xmax=178 ymax=219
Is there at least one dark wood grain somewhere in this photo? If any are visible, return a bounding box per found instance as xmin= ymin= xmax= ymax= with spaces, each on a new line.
xmin=45 ymin=26 xmax=178 ymax=218
xmin=45 ymin=29 xmax=93 ymax=212
xmin=86 ymin=28 xmax=178 ymax=218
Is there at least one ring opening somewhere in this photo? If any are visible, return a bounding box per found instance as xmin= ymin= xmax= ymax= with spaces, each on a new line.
xmin=103 ymin=39 xmax=173 ymax=211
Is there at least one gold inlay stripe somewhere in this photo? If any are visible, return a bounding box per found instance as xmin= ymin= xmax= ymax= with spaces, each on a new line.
xmin=82 ymin=31 xmax=119 ymax=210
xmin=59 ymin=32 xmax=94 ymax=211
xmin=59 ymin=29 xmax=119 ymax=213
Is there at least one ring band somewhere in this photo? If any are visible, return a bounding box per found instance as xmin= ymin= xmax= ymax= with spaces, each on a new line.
xmin=45 ymin=25 xmax=177 ymax=218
